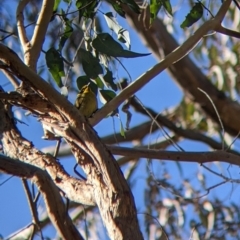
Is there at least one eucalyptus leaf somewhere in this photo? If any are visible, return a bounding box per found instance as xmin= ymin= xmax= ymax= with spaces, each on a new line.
xmin=150 ymin=0 xmax=162 ymax=24
xmin=118 ymin=28 xmax=130 ymax=49
xmin=108 ymin=1 xmax=125 ymax=17
xmin=76 ymin=76 xmax=98 ymax=95
xmin=162 ymin=0 xmax=172 ymax=16
xmin=59 ymin=18 xmax=73 ymax=51
xmin=92 ymin=33 xmax=150 ymax=58
xmin=76 ymin=75 xmax=91 ymax=90
xmin=53 ymin=0 xmax=61 ymax=11
xmin=120 ymin=119 xmax=126 ymax=138
xmin=95 ymin=76 xmax=104 ymax=89
xmin=104 ymin=12 xmax=130 ymax=49
xmin=46 ymin=48 xmax=65 ymax=88
xmin=181 ymin=2 xmax=203 ymax=28
xmin=80 ymin=48 xmax=103 ymax=78
xmin=104 ymin=68 xmax=117 ymax=91
xmin=76 ymin=0 xmax=98 ymax=20
xmin=99 ymin=89 xmax=116 ymax=104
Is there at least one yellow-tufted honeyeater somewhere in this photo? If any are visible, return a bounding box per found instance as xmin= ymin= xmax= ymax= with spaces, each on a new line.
xmin=75 ymin=84 xmax=98 ymax=118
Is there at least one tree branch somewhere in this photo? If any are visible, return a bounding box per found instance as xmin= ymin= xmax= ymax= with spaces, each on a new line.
xmin=122 ymin=0 xmax=240 ymax=136
xmin=16 ymin=0 xmax=30 ymax=48
xmin=0 ymin=154 xmax=84 ymax=240
xmin=32 ymin=169 xmax=84 ymax=240
xmin=29 ymin=0 xmax=54 ymax=70
xmin=129 ymin=98 xmax=240 ymax=154
xmin=22 ymin=179 xmax=44 ymax=240
xmin=0 ymin=44 xmax=143 ymax=239
xmin=91 ymin=0 xmax=232 ymax=126
xmin=109 ymin=145 xmax=240 ymax=167
xmin=0 ymin=100 xmax=95 ymax=206
xmin=215 ymin=25 xmax=240 ymax=39
xmin=2 ymin=69 xmax=20 ymax=88
xmin=16 ymin=0 xmax=54 ymax=70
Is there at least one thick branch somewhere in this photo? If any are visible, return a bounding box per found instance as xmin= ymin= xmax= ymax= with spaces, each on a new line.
xmin=0 ymin=100 xmax=95 ymax=206
xmin=33 ymin=170 xmax=84 ymax=240
xmin=0 ymin=44 xmax=143 ymax=239
xmin=0 ymin=91 xmax=58 ymax=116
xmin=109 ymin=146 xmax=240 ymax=167
xmin=0 ymin=154 xmax=40 ymax=177
xmin=0 ymin=154 xmax=84 ymax=240
xmin=22 ymin=179 xmax=43 ymax=239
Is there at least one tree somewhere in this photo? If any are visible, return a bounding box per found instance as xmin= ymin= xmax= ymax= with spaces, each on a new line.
xmin=0 ymin=0 xmax=240 ymax=239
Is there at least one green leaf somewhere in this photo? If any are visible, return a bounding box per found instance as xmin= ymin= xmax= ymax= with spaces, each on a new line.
xmin=104 ymin=68 xmax=117 ymax=91
xmin=54 ymin=0 xmax=61 ymax=11
xmin=118 ymin=28 xmax=130 ymax=49
xmin=76 ymin=76 xmax=90 ymax=90
xmin=150 ymin=0 xmax=172 ymax=23
xmin=46 ymin=48 xmax=65 ymax=87
xmin=181 ymin=2 xmax=203 ymax=28
xmin=80 ymin=48 xmax=103 ymax=78
xmin=92 ymin=33 xmax=150 ymax=58
xmin=95 ymin=76 xmax=104 ymax=89
xmin=92 ymin=33 xmax=123 ymax=56
xmin=104 ymin=12 xmax=121 ymax=32
xmin=150 ymin=0 xmax=162 ymax=24
xmin=59 ymin=18 xmax=73 ymax=51
xmin=99 ymin=89 xmax=116 ymax=104
xmin=104 ymin=12 xmax=130 ymax=49
xmin=119 ymin=50 xmax=151 ymax=58
xmin=120 ymin=119 xmax=126 ymax=138
xmin=76 ymin=0 xmax=98 ymax=20
xmin=162 ymin=0 xmax=172 ymax=16
xmin=108 ymin=1 xmax=125 ymax=17
xmin=76 ymin=76 xmax=98 ymax=95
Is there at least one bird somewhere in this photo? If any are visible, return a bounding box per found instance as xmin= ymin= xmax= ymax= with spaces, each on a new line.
xmin=75 ymin=84 xmax=98 ymax=118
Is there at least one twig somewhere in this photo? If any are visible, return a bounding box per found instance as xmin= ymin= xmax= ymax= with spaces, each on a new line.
xmin=54 ymin=139 xmax=62 ymax=158
xmin=138 ymin=212 xmax=169 ymax=240
xmin=198 ymin=88 xmax=225 ymax=150
xmin=2 ymin=69 xmax=20 ymax=88
xmin=0 ymin=21 xmax=36 ymax=42
xmin=108 ymin=145 xmax=240 ymax=167
xmin=216 ymin=25 xmax=240 ymax=39
xmin=196 ymin=180 xmax=228 ymax=199
xmin=0 ymin=175 xmax=14 ymax=186
xmin=74 ymin=164 xmax=87 ymax=180
xmin=227 ymin=130 xmax=240 ymax=151
xmin=134 ymin=96 xmax=184 ymax=152
xmin=233 ymin=0 xmax=240 ymax=10
xmin=22 ymin=179 xmax=44 ymax=240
